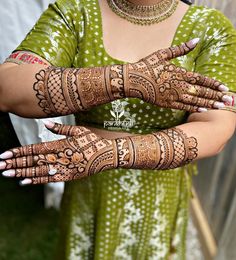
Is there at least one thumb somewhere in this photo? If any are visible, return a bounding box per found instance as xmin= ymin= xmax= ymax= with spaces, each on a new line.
xmin=162 ymin=38 xmax=200 ymax=60
xmin=43 ymin=120 xmax=76 ymax=136
xmin=43 ymin=120 xmax=92 ymax=137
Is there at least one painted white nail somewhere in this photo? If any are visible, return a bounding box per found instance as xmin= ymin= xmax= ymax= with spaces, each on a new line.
xmin=19 ymin=179 xmax=32 ymax=186
xmin=214 ymin=102 xmax=225 ymax=109
xmin=190 ymin=38 xmax=200 ymax=45
xmin=2 ymin=170 xmax=15 ymax=177
xmin=42 ymin=120 xmax=55 ymax=128
xmin=0 ymin=151 xmax=13 ymax=159
xmin=0 ymin=161 xmax=6 ymax=170
xmin=219 ymin=85 xmax=229 ymax=92
xmin=222 ymin=95 xmax=233 ymax=104
xmin=198 ymin=108 xmax=208 ymax=112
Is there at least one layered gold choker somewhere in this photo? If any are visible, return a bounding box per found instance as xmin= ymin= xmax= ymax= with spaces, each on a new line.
xmin=107 ymin=0 xmax=179 ymax=26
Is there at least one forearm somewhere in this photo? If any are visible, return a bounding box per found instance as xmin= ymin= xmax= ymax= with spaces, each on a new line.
xmin=113 ymin=127 xmax=197 ymax=170
xmin=0 ymin=63 xmax=45 ymax=117
xmin=114 ymin=110 xmax=236 ymax=170
xmin=0 ymin=62 xmax=125 ymax=117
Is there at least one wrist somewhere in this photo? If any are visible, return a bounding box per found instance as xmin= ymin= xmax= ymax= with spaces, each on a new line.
xmin=124 ymin=62 xmax=157 ymax=103
xmin=114 ymin=135 xmax=159 ymax=169
xmin=105 ymin=64 xmax=129 ymax=100
xmin=114 ymin=128 xmax=198 ymax=170
xmin=105 ymin=63 xmax=148 ymax=100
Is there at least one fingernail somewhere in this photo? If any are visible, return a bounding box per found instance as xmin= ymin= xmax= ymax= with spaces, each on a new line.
xmin=198 ymin=108 xmax=208 ymax=112
xmin=222 ymin=95 xmax=233 ymax=104
xmin=214 ymin=102 xmax=225 ymax=109
xmin=2 ymin=169 xmax=15 ymax=177
xmin=42 ymin=120 xmax=55 ymax=128
xmin=219 ymin=85 xmax=229 ymax=92
xmin=190 ymin=38 xmax=200 ymax=45
xmin=0 ymin=161 xmax=6 ymax=170
xmin=19 ymin=179 xmax=32 ymax=186
xmin=0 ymin=151 xmax=13 ymax=159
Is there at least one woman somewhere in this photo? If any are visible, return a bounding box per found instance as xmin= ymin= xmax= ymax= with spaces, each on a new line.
xmin=0 ymin=0 xmax=236 ymax=259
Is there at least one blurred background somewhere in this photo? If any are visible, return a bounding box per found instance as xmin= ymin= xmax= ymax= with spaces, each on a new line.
xmin=190 ymin=1 xmax=236 ymax=260
xmin=0 ymin=0 xmax=236 ymax=259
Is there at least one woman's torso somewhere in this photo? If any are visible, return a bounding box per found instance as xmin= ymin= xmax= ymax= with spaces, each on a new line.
xmin=98 ymin=0 xmax=190 ymax=63
xmin=86 ymin=0 xmax=191 ymax=138
xmin=74 ymin=0 xmax=196 ymax=136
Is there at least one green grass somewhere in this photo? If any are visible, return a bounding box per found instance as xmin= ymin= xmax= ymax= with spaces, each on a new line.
xmin=0 ymin=113 xmax=59 ymax=260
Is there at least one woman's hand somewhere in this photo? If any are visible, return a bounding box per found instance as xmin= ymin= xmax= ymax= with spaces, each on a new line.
xmin=0 ymin=120 xmax=199 ymax=185
xmin=0 ymin=122 xmax=116 ymax=185
xmin=0 ymin=39 xmax=232 ymax=118
xmin=124 ymin=38 xmax=232 ymax=112
xmin=4 ymin=110 xmax=234 ymax=186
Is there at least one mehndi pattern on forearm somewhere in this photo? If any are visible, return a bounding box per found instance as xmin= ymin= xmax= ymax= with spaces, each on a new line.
xmin=115 ymin=128 xmax=198 ymax=170
xmin=33 ymin=65 xmax=126 ymax=116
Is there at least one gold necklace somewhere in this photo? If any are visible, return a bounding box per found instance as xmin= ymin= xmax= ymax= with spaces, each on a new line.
xmin=107 ymin=0 xmax=179 ymax=26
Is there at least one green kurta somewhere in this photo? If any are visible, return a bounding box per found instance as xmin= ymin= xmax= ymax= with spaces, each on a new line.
xmin=14 ymin=0 xmax=236 ymax=259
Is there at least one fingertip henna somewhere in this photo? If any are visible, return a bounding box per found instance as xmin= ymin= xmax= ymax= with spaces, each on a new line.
xmin=31 ymin=177 xmax=48 ymax=185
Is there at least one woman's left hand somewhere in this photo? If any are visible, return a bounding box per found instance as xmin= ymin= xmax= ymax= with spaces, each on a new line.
xmin=0 ymin=122 xmax=115 ymax=185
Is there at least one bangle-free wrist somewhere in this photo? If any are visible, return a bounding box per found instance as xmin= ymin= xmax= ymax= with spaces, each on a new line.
xmin=34 ymin=64 xmax=129 ymax=116
xmin=113 ymin=128 xmax=198 ymax=170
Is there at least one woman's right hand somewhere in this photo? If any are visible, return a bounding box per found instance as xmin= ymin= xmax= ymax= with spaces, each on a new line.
xmin=124 ymin=39 xmax=232 ymax=112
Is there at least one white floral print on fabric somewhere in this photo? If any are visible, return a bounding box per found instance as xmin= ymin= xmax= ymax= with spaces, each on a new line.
xmin=114 ymin=170 xmax=143 ymax=259
xmin=149 ymin=184 xmax=169 ymax=260
xmin=69 ymin=211 xmax=94 ymax=259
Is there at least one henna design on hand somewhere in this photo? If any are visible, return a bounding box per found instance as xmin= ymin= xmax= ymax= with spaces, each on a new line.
xmin=124 ymin=41 xmax=227 ymax=112
xmin=3 ymin=124 xmax=116 ymax=184
xmin=1 ymin=123 xmax=198 ymax=185
xmin=32 ymin=40 xmax=228 ymax=116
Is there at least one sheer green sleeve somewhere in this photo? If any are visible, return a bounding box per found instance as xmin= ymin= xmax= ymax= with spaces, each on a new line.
xmin=195 ymin=9 xmax=236 ymax=93
xmin=14 ymin=0 xmax=83 ymax=67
